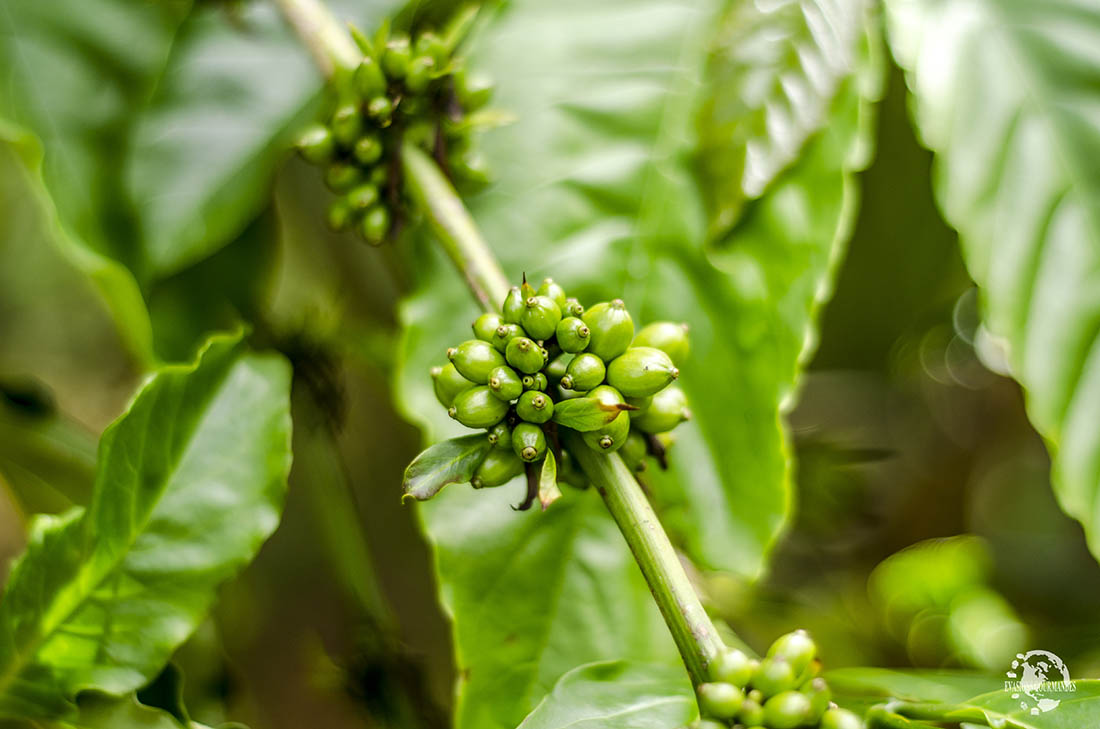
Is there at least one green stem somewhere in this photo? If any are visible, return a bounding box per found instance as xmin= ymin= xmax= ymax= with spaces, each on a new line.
xmin=273 ymin=0 xmax=361 ymax=77
xmin=401 ymin=143 xmax=511 ymax=312
xmin=569 ymin=438 xmax=725 ymax=686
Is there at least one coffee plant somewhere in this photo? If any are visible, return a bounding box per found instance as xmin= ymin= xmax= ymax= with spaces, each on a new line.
xmin=1 ymin=1 xmax=1099 ymax=728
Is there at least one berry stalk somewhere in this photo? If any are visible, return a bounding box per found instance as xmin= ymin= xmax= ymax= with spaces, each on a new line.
xmin=567 ymin=434 xmax=725 ymax=686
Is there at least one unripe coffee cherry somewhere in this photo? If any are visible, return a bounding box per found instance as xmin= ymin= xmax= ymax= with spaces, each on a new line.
xmin=505 ymin=337 xmax=544 ymax=375
xmin=414 ymin=31 xmax=446 ymax=65
xmin=546 ymin=353 xmax=571 ymax=382
xmin=619 ymin=430 xmax=647 ymax=472
xmin=512 ymin=423 xmax=547 ymax=462
xmin=581 ymin=386 xmax=629 ymax=452
xmin=330 ymin=103 xmax=363 ymax=147
xmin=763 ymin=691 xmax=813 ymax=729
xmin=563 ymin=297 xmax=584 ymax=317
xmin=751 ymin=657 xmax=796 ymax=698
xmin=802 ymin=676 xmax=831 ymax=720
xmin=297 ymin=124 xmax=335 ymax=164
xmin=367 ymin=96 xmax=393 ymax=123
xmin=767 ymin=630 xmax=817 ymax=679
xmin=455 ymin=69 xmax=493 ymax=110
xmin=606 ymin=347 xmax=678 ymax=398
xmin=325 ymin=162 xmax=363 ymax=192
xmin=502 ymin=286 xmax=525 ymax=323
xmin=369 ymin=165 xmax=389 ymax=187
xmin=633 ymin=321 xmax=690 ymax=365
xmin=347 ymin=183 xmax=380 ymax=211
xmin=520 ymin=295 xmax=562 ymax=340
xmin=556 ymin=317 xmax=590 ymax=353
xmin=405 ymin=54 xmax=435 ymax=94
xmin=361 ymin=205 xmax=390 ymax=246
xmin=562 ymin=353 xmax=605 ymax=392
xmin=522 ymin=372 xmax=548 ymax=391
xmin=697 ymin=682 xmax=743 ymax=720
xmin=473 ymin=313 xmax=503 ymax=342
xmin=353 ymin=134 xmax=384 ymax=165
xmin=449 ymin=340 xmax=506 ymax=384
xmin=633 ymin=385 xmax=689 ymax=434
xmin=382 ymin=35 xmax=411 ymax=79
xmin=737 ymin=697 xmax=765 ymax=726
xmin=537 ymin=278 xmax=567 ymax=309
xmin=449 ymin=386 xmax=508 ymax=428
xmin=492 ymin=323 xmax=523 ymax=353
xmin=431 ymin=363 xmax=473 ymax=407
xmin=711 ymin=648 xmax=754 ymax=688
xmin=487 ymin=421 xmax=512 ymax=447
xmin=582 ymin=299 xmax=634 ymax=361
xmin=516 ymin=391 xmax=553 ymax=424
xmin=472 ymin=447 xmax=523 ymax=488
xmin=354 ymin=56 xmax=387 ymax=98
xmin=820 ymin=708 xmax=864 ymax=729
xmin=327 ymin=198 xmax=354 ymax=231
xmin=487 ymin=365 xmax=522 ymax=401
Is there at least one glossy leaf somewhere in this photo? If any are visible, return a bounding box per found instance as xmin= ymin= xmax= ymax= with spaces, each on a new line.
xmin=517 ymin=661 xmax=695 ymax=729
xmin=401 ymin=435 xmax=491 ymax=502
xmin=537 ymin=452 xmax=561 ymax=510
xmin=416 ymin=484 xmax=676 ymax=729
xmin=551 ymin=399 xmax=622 ymax=432
xmin=884 ymin=0 xmax=1100 ymax=560
xmin=828 ymin=667 xmax=1003 ymax=705
xmin=698 ymin=0 xmax=872 ymax=236
xmin=0 ymin=333 xmax=293 ymax=719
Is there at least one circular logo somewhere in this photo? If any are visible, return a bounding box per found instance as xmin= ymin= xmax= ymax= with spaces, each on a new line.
xmin=1005 ymin=650 xmax=1075 ymax=715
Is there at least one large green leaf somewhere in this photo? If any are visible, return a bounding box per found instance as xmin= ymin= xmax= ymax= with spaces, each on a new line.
xmin=883 ymin=0 xmax=1100 ymax=559
xmin=126 ymin=0 xmax=398 ymax=278
xmin=698 ymin=0 xmax=871 ymax=236
xmin=517 ymin=661 xmax=695 ymax=729
xmin=0 ymin=333 xmax=293 ymax=719
xmin=0 ymin=0 xmax=189 ymax=363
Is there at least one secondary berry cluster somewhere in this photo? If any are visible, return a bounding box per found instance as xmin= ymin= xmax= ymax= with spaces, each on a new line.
xmin=296 ymin=18 xmax=491 ymax=245
xmin=692 ymin=632 xmax=863 ymax=729
xmin=431 ymin=278 xmax=691 ymax=497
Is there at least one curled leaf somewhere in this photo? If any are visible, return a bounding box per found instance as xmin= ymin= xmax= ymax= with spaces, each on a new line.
xmin=538 ymin=451 xmax=562 ymax=511
xmin=551 ymin=398 xmax=628 ymax=432
xmin=402 ymin=434 xmax=491 ymax=502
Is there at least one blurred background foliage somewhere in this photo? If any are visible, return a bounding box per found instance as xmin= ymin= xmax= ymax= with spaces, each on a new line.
xmin=2 ymin=1 xmax=1099 ymax=728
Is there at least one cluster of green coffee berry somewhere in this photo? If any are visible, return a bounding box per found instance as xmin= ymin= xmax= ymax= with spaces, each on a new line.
xmin=431 ymin=278 xmax=691 ymax=491
xmin=691 ymin=632 xmax=864 ymax=729
xmin=296 ymin=19 xmax=491 ymax=245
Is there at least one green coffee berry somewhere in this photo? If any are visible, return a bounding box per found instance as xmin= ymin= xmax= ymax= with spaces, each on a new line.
xmin=452 ymin=152 xmax=491 ymax=186
xmin=354 ymin=56 xmax=387 ymax=98
xmin=516 ymin=390 xmax=553 ymax=424
xmin=367 ymin=96 xmax=393 ymax=123
xmin=563 ymin=297 xmax=584 ymax=317
xmin=487 ymin=365 xmax=522 ymax=401
xmin=820 ymin=708 xmax=864 ymax=729
xmin=711 ymin=648 xmax=755 ymax=688
xmin=751 ymin=657 xmax=796 ymax=698
xmin=325 ymin=162 xmax=363 ymax=192
xmin=505 ymin=336 xmax=544 ymax=375
xmin=747 ymin=688 xmax=764 ymax=705
xmin=354 ymin=135 xmax=384 ymax=165
xmin=762 ymin=691 xmax=812 ymax=729
xmin=546 ymin=353 xmax=572 ymax=382
xmin=768 ymin=630 xmax=817 ymax=679
xmin=562 ymin=353 xmax=605 ymax=392
xmin=472 ymin=447 xmax=523 ymax=488
xmin=297 ymin=124 xmax=335 ymax=164
xmin=449 ymin=339 xmax=506 ymax=384
xmin=327 ymin=198 xmax=354 ymax=231
xmin=330 ymin=103 xmax=363 ymax=147
xmin=581 ymin=386 xmax=629 ymax=452
xmin=606 ymin=347 xmax=678 ymax=398
xmin=633 ymin=321 xmax=690 ymax=365
xmin=582 ymin=299 xmax=634 ymax=362
xmin=502 ymin=286 xmax=525 ymax=323
xmin=431 ymin=363 xmax=473 ymax=407
xmin=522 ymin=372 xmax=548 ymax=391
xmin=537 ymin=278 xmax=567 ymax=309
xmin=487 ymin=421 xmax=512 ymax=448
xmin=456 ymin=69 xmax=493 ymax=110
xmin=620 ymin=430 xmax=647 ymax=472
xmin=633 ymin=385 xmax=689 ymax=434
xmin=347 ymin=183 xmax=380 ymax=211
xmin=449 ymin=386 xmax=508 ymax=428
xmin=369 ymin=164 xmax=389 ymax=187
xmin=556 ymin=317 xmax=590 ymax=353
xmin=802 ymin=677 xmax=831 ymax=720
xmin=360 ymin=205 xmax=390 ymax=246
xmin=405 ymin=120 xmax=436 ymax=150
xmin=492 ymin=323 xmax=523 ymax=353
xmin=414 ymin=31 xmax=446 ymax=65
xmin=405 ymin=54 xmax=435 ymax=94
xmin=625 ymin=394 xmax=652 ymax=413
xmin=737 ymin=697 xmax=765 ymax=727
xmin=473 ymin=313 xmax=503 ymax=342
xmin=512 ymin=422 xmax=547 ymax=462
xmin=382 ymin=35 xmax=411 ymax=79
xmin=520 ymin=295 xmax=562 ymax=341
xmin=697 ymin=682 xmax=743 ymax=720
